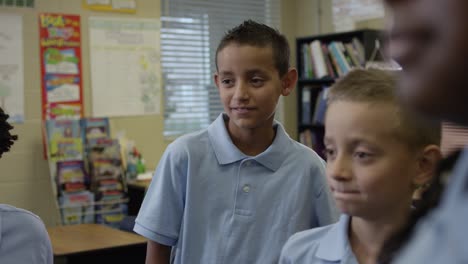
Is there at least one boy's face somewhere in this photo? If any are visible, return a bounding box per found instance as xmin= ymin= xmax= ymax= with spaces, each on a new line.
xmin=384 ymin=0 xmax=468 ymax=125
xmin=324 ymin=101 xmax=418 ymax=219
xmin=214 ymin=44 xmax=293 ymax=132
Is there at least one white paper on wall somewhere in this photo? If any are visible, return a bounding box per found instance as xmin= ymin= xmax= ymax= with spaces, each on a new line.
xmin=89 ymin=17 xmax=161 ymax=117
xmin=0 ymin=14 xmax=24 ymax=123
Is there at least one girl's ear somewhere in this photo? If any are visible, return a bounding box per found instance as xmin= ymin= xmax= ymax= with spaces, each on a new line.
xmin=413 ymin=145 xmax=442 ymax=189
xmin=281 ymin=68 xmax=298 ymax=96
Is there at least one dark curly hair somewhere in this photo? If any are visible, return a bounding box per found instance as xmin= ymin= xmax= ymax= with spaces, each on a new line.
xmin=0 ymin=107 xmax=18 ymax=157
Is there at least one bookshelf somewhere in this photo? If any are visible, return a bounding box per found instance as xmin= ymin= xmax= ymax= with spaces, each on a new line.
xmin=296 ymin=29 xmax=382 ymax=157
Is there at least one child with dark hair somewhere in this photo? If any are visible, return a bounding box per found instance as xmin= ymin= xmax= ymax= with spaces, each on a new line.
xmin=134 ymin=20 xmax=338 ymax=264
xmin=0 ymin=108 xmax=17 ymax=156
xmin=0 ymin=108 xmax=53 ymax=264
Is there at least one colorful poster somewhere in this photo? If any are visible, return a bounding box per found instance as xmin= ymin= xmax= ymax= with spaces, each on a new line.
xmin=89 ymin=17 xmax=161 ymax=117
xmin=0 ymin=14 xmax=24 ymax=123
xmin=39 ymin=13 xmax=83 ymax=120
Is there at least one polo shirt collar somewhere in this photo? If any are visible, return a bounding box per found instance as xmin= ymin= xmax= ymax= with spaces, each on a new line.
xmin=316 ymin=214 xmax=351 ymax=261
xmin=207 ymin=113 xmax=290 ymax=171
xmin=254 ymin=121 xmax=289 ymax=171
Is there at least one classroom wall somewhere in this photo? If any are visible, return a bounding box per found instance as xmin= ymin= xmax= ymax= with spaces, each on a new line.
xmin=333 ymin=0 xmax=385 ymax=31
xmin=0 ymin=0 xmax=162 ymax=227
xmin=0 ymin=0 xmax=341 ymax=227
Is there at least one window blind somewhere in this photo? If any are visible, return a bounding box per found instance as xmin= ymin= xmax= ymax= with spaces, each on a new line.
xmin=161 ymin=0 xmax=281 ymax=137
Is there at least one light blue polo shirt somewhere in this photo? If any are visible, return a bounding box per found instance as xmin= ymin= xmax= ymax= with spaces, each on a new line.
xmin=0 ymin=204 xmax=53 ymax=264
xmin=394 ymin=148 xmax=468 ymax=263
xmin=279 ymin=214 xmax=358 ymax=264
xmin=134 ymin=113 xmax=338 ymax=264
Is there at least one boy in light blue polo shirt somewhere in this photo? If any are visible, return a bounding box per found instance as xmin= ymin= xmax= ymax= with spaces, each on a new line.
xmin=279 ymin=69 xmax=441 ymax=264
xmin=134 ymin=20 xmax=338 ymax=264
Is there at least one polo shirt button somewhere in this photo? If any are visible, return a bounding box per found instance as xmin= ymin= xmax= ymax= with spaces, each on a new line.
xmin=245 ymin=161 xmax=252 ymax=166
xmin=242 ymin=185 xmax=250 ymax=193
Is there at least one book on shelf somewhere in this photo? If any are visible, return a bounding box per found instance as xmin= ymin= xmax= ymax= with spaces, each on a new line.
xmin=95 ymin=190 xmax=128 ymax=228
xmin=301 ymin=87 xmax=312 ymax=125
xmin=327 ymin=46 xmax=343 ymax=77
xmin=46 ymin=119 xmax=84 ymax=161
xmin=352 ymin=37 xmax=366 ymax=65
xmin=87 ymin=138 xmax=121 ymax=161
xmin=91 ymin=159 xmax=123 ymax=182
xmin=344 ymin=42 xmax=362 ymax=68
xmin=312 ymin=87 xmax=329 ymax=125
xmin=328 ymin=41 xmax=351 ymax=75
xmin=337 ymin=42 xmax=355 ymax=68
xmin=300 ymin=36 xmax=367 ymax=79
xmin=46 ymin=119 xmax=82 ymax=141
xmin=310 ymin=40 xmax=328 ymax=79
xmin=302 ymin=44 xmax=314 ymax=78
xmin=59 ymin=191 xmax=95 ymax=225
xmin=49 ymin=137 xmax=84 ymax=162
xmin=56 ymin=160 xmax=89 ymax=194
xmin=81 ymin=117 xmax=110 ymax=143
xmin=321 ymin=44 xmax=337 ymax=78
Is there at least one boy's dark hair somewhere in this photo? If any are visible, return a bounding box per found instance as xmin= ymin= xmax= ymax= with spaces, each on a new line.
xmin=215 ymin=20 xmax=290 ymax=76
xmin=327 ymin=68 xmax=441 ymax=150
xmin=377 ymin=149 xmax=459 ymax=264
xmin=0 ymin=107 xmax=18 ymax=157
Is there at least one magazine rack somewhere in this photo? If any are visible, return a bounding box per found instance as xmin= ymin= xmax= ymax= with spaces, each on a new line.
xmin=44 ymin=118 xmax=129 ymax=228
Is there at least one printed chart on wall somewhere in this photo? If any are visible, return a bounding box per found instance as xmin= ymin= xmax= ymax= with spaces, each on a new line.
xmin=89 ymin=17 xmax=161 ymax=117
xmin=82 ymin=0 xmax=136 ymax=13
xmin=39 ymin=13 xmax=84 ymax=120
xmin=0 ymin=14 xmax=24 ymax=123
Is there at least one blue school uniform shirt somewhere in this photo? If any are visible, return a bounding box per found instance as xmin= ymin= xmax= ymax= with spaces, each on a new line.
xmin=279 ymin=215 xmax=358 ymax=264
xmin=134 ymin=113 xmax=338 ymax=264
xmin=394 ymin=148 xmax=468 ymax=264
xmin=0 ymin=204 xmax=53 ymax=264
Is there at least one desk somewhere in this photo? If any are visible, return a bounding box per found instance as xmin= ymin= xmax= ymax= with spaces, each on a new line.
xmin=127 ymin=180 xmax=151 ymax=215
xmin=48 ymin=224 xmax=147 ymax=264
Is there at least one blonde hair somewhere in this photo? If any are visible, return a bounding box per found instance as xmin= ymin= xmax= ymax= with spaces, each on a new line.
xmin=327 ymin=68 xmax=441 ymax=150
